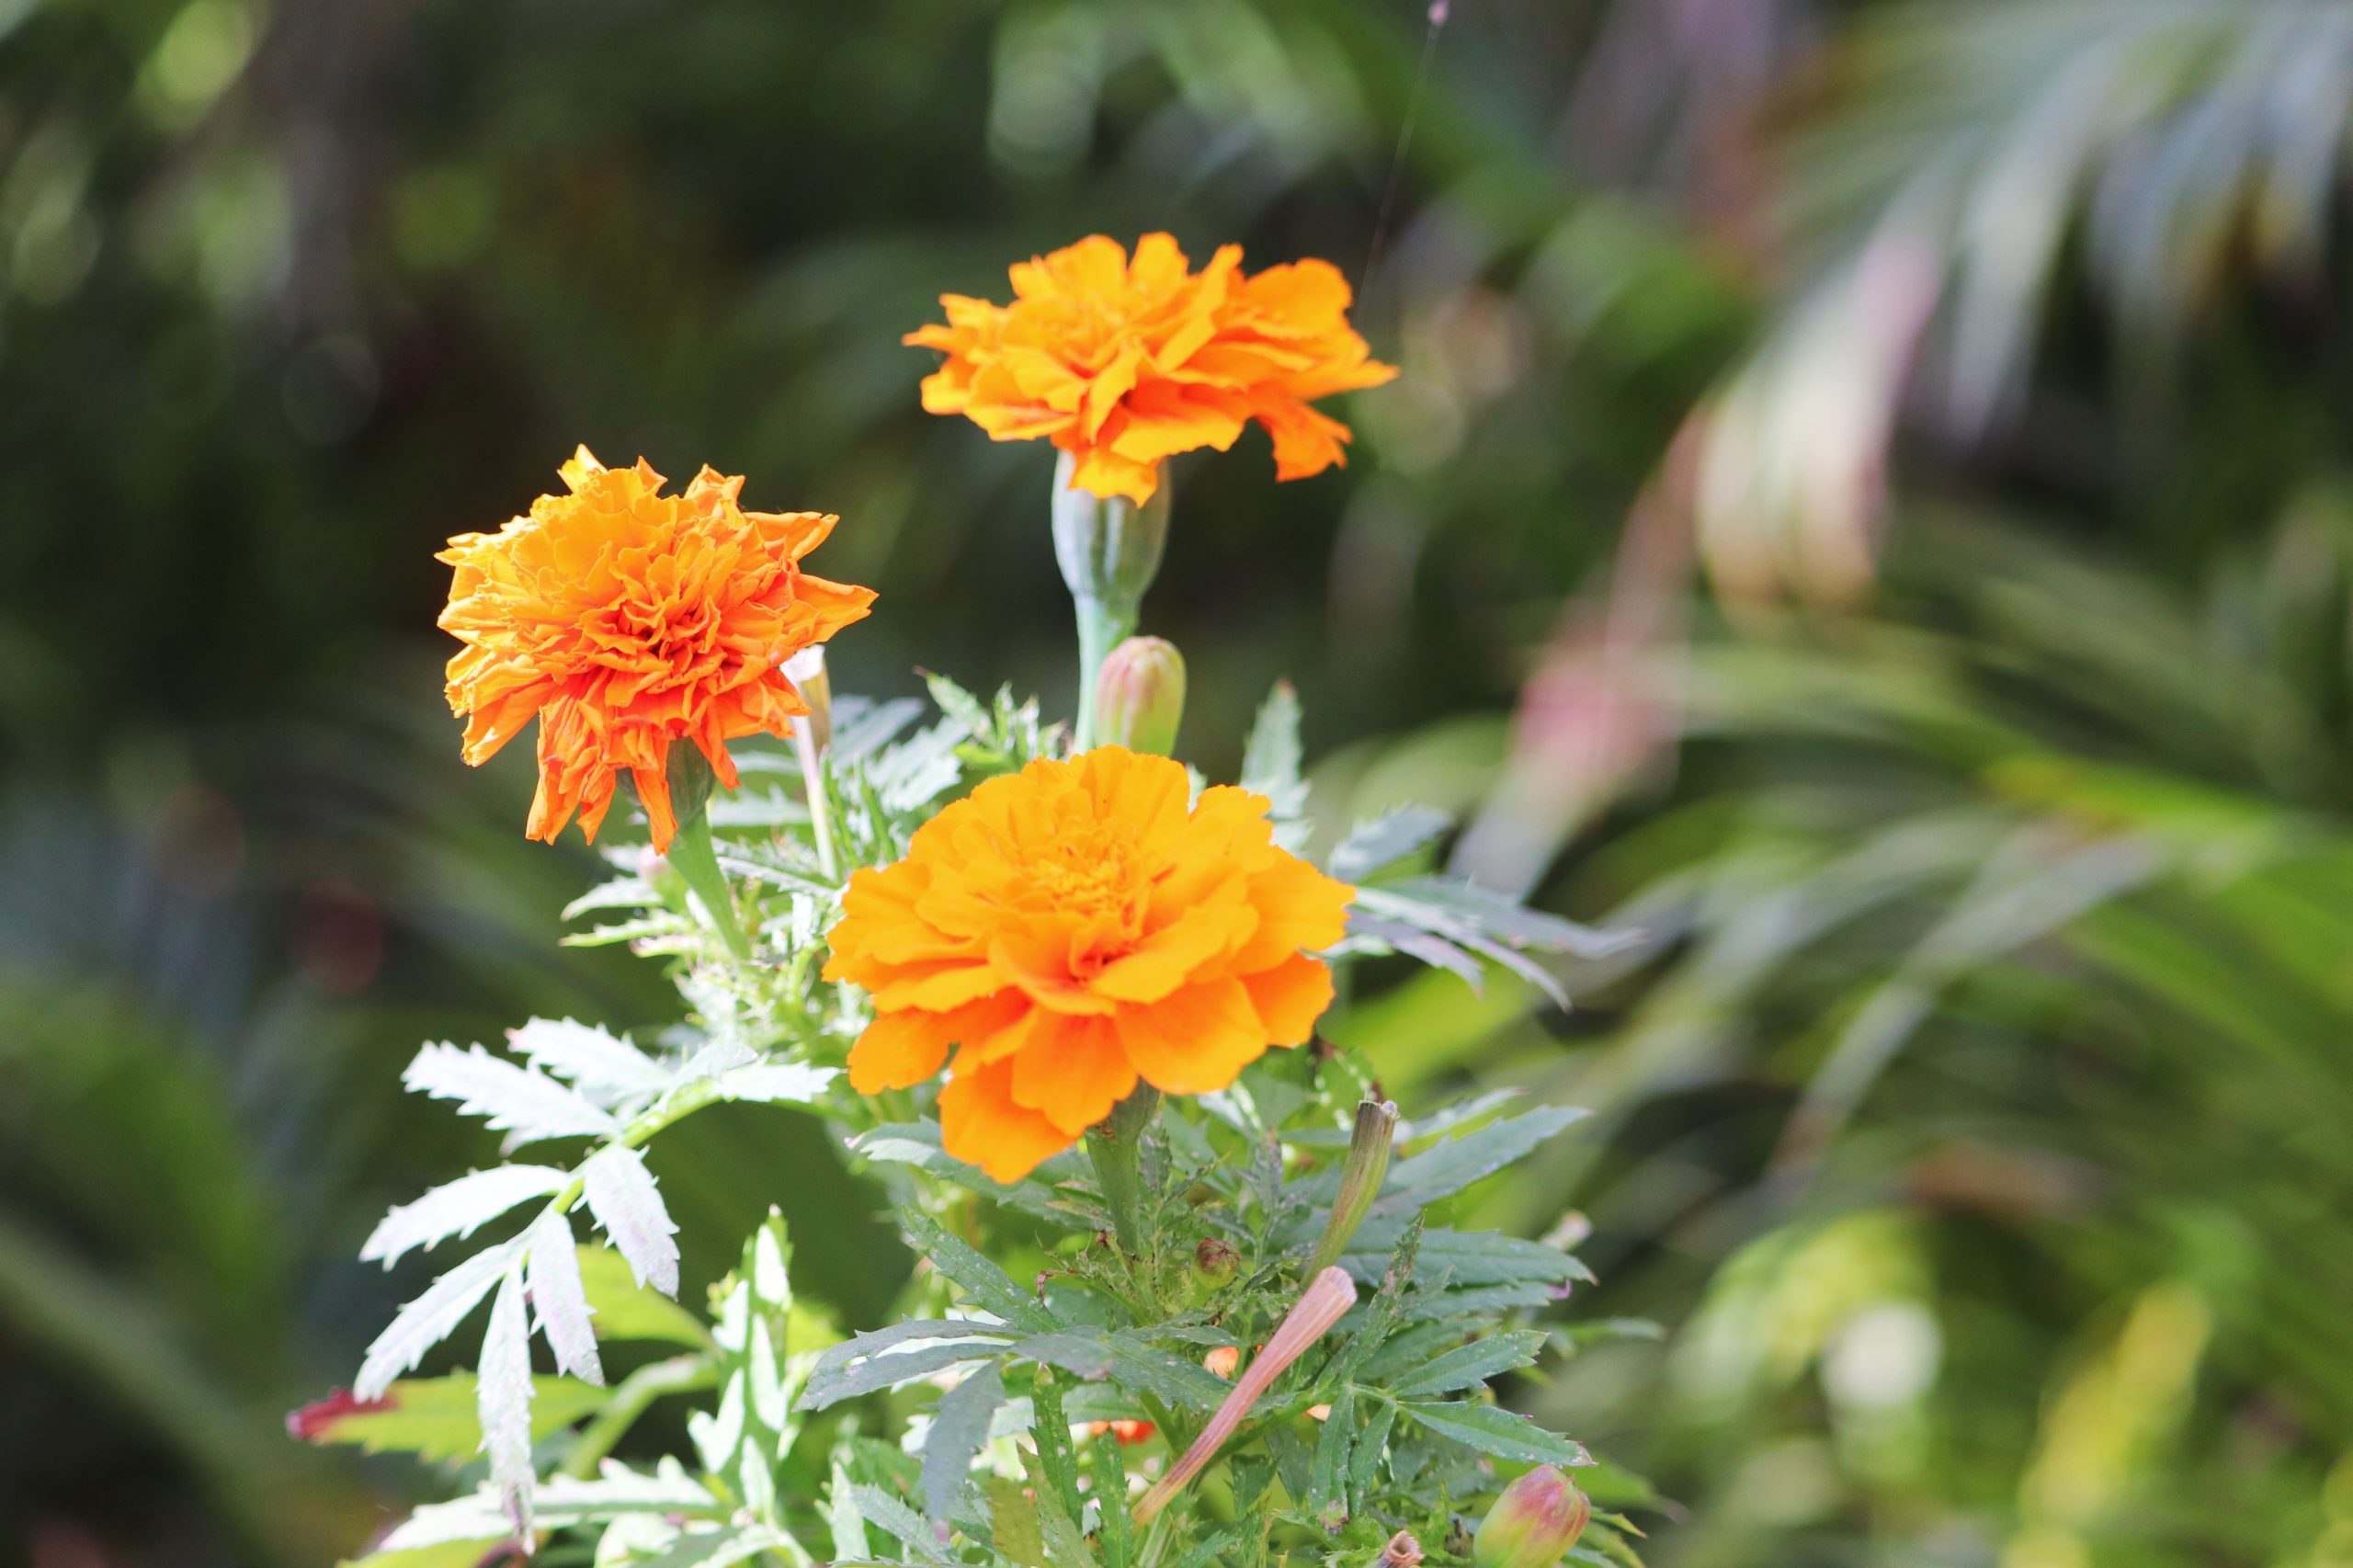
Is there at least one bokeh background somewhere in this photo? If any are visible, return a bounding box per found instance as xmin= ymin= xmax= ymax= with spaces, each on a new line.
xmin=9 ymin=0 xmax=2353 ymax=1563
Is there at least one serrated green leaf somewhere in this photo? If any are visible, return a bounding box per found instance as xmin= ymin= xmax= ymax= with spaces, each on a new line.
xmin=1026 ymin=1369 xmax=1086 ymax=1530
xmin=1104 ymin=1331 xmax=1233 ymax=1411
xmin=339 ymin=1540 xmax=506 ymax=1568
xmin=1388 ymin=1329 xmax=1548 ymax=1398
xmin=1090 ymin=1429 xmax=1131 ymax=1568
xmin=1240 ymin=680 xmax=1305 ymax=817
xmin=1018 ymin=1445 xmax=1093 ymax=1568
xmin=1308 ymin=1386 xmax=1356 ymax=1526
xmin=830 ymin=1455 xmax=870 ymax=1562
xmin=293 ymin=1373 xmax=605 ymax=1462
xmin=984 ymin=1473 xmax=1046 ymax=1568
xmin=923 ymin=1362 xmax=1004 ymax=1525
xmin=1394 ymin=1400 xmax=1588 ymax=1467
xmin=1012 ymin=1331 xmax=1114 ymax=1381
xmin=1346 ymin=1398 xmax=1397 ymax=1512
xmin=902 ymin=1212 xmax=1055 ymax=1329
xmin=800 ymin=1335 xmax=1007 ymax=1413
xmin=852 ymin=1486 xmax=955 ymax=1567
xmin=1383 ymin=1106 xmax=1587 ymax=1203
xmin=926 ymin=673 xmax=994 ymax=739
xmin=1329 ymin=807 xmax=1454 ymax=882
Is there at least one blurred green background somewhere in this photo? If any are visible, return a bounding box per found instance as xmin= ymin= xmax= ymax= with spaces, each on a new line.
xmin=9 ymin=0 xmax=2353 ymax=1563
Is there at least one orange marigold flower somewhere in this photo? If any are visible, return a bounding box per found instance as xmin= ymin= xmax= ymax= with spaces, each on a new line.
xmin=822 ymin=747 xmax=1355 ymax=1182
xmin=904 ymin=233 xmax=1396 ymax=506
xmin=438 ymin=447 xmax=875 ymax=852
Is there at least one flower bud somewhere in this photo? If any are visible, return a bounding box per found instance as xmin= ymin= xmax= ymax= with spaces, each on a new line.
xmin=1194 ymin=1236 xmax=1239 ymax=1287
xmin=784 ymin=646 xmax=833 ymax=754
xmin=1374 ymin=1530 xmax=1424 ymax=1568
xmin=1095 ymin=636 xmax=1188 ymax=756
xmin=1306 ymin=1096 xmax=1398 ymax=1274
xmin=1472 ymin=1467 xmax=1590 ymax=1568
xmin=1051 ymin=450 xmax=1171 ymax=616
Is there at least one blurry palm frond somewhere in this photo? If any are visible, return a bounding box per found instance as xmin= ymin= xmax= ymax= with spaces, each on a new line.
xmin=1696 ymin=0 xmax=2353 ymax=602
xmin=1498 ymin=500 xmax=2353 ymax=1565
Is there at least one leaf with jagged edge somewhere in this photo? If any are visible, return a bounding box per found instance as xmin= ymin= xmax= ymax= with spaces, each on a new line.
xmin=357 ymin=1238 xmax=523 ymax=1398
xmin=581 ymin=1145 xmax=678 ymax=1297
xmin=360 ymin=1165 xmax=570 ymax=1268
xmin=403 ymin=1043 xmax=620 ymax=1144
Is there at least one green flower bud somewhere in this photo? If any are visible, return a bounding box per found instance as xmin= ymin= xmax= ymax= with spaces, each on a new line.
xmin=1472 ymin=1467 xmax=1591 ymax=1568
xmin=1194 ymin=1236 xmax=1239 ymax=1287
xmin=1095 ymin=636 xmax=1188 ymax=756
xmin=1053 ymin=452 xmax=1174 ymax=749
xmin=1051 ymin=450 xmax=1171 ymax=615
xmin=1306 ymin=1096 xmax=1397 ymax=1274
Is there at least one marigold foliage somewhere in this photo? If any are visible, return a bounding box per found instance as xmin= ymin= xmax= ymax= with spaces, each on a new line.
xmin=904 ymin=233 xmax=1396 ymax=506
xmin=822 ymin=746 xmax=1355 ymax=1180
xmin=438 ymin=447 xmax=874 ymax=851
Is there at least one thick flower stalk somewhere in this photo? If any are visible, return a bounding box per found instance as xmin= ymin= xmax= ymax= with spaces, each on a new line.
xmin=904 ymin=232 xmax=1396 ymax=507
xmin=823 ymin=747 xmax=1355 ymax=1182
xmin=438 ymin=447 xmax=874 ymax=852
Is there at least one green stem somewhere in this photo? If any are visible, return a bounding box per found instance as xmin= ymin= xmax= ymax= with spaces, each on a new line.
xmin=1085 ymin=1086 xmax=1161 ymax=1256
xmin=547 ymin=1076 xmax=729 ymax=1220
xmin=667 ymin=811 xmax=752 ymax=960
xmin=791 ymin=718 xmax=839 ymax=882
xmin=558 ymin=1355 xmax=717 ymax=1479
xmin=1073 ymin=593 xmax=1137 ymax=750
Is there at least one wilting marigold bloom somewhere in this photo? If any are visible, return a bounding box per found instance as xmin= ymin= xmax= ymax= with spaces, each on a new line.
xmin=823 ymin=747 xmax=1355 ymax=1181
xmin=438 ymin=448 xmax=874 ymax=851
xmin=904 ymin=233 xmax=1396 ymax=506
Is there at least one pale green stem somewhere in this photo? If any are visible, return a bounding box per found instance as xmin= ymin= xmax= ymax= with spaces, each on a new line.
xmin=1085 ymin=1085 xmax=1161 ymax=1256
xmin=548 ymin=1077 xmax=728 ymax=1220
xmin=1073 ymin=594 xmax=1137 ymax=750
xmin=559 ymin=1355 xmax=717 ymax=1479
xmin=792 ymin=715 xmax=839 ymax=881
xmin=667 ymin=812 xmax=752 ymax=960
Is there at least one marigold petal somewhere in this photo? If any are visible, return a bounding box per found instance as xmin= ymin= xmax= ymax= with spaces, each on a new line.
xmin=849 ymin=993 xmax=1028 ymax=1094
xmin=1009 ymin=1015 xmax=1139 ymax=1136
xmin=847 ymin=1010 xmax=956 ymax=1094
xmin=1117 ymin=977 xmax=1267 ymax=1096
xmin=990 ymin=926 xmax=1118 ymax=1015
xmin=873 ymin=960 xmax=1009 ymax=1013
xmin=1234 ymin=858 xmax=1355 ymax=971
xmin=1091 ymin=897 xmax=1256 ymax=1005
xmin=1241 ymin=952 xmax=1336 ymax=1046
xmin=939 ymin=1054 xmax=1074 ymax=1183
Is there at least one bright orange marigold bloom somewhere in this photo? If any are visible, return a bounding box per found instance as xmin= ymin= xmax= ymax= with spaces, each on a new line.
xmin=904 ymin=233 xmax=1396 ymax=506
xmin=822 ymin=747 xmax=1355 ymax=1182
xmin=438 ymin=447 xmax=875 ymax=852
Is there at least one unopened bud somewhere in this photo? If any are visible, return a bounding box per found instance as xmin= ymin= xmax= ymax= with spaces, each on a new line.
xmin=1096 ymin=637 xmax=1188 ymax=756
xmin=1051 ymin=451 xmax=1172 ymax=615
xmin=1307 ymin=1096 xmax=1398 ymax=1274
xmin=1472 ymin=1467 xmax=1590 ymax=1568
xmin=784 ymin=646 xmax=833 ymax=754
xmin=1202 ymin=1345 xmax=1241 ymax=1380
xmin=1374 ymin=1530 xmax=1424 ymax=1568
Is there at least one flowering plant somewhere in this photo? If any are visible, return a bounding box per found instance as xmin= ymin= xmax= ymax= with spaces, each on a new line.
xmin=300 ymin=235 xmax=1646 ymax=1568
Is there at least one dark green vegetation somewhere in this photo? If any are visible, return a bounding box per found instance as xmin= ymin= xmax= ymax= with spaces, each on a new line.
xmin=5 ymin=2 xmax=2351 ymax=1564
